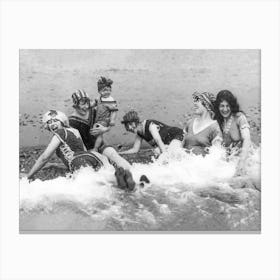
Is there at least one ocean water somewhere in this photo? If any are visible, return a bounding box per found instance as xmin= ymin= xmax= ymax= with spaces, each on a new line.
xmin=19 ymin=49 xmax=261 ymax=148
xmin=19 ymin=145 xmax=261 ymax=232
xmin=19 ymin=50 xmax=261 ymax=231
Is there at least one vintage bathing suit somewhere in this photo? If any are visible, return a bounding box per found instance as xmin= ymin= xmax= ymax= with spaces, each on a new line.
xmin=183 ymin=118 xmax=222 ymax=155
xmin=54 ymin=127 xmax=105 ymax=172
xmin=95 ymin=96 xmax=118 ymax=127
xmin=69 ymin=106 xmax=109 ymax=153
xmin=137 ymin=119 xmax=184 ymax=147
xmin=221 ymin=112 xmax=250 ymax=148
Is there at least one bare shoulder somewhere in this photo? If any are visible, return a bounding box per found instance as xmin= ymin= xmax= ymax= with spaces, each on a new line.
xmin=235 ymin=112 xmax=247 ymax=119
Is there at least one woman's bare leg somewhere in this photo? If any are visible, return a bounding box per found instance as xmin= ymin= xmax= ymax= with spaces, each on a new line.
xmin=102 ymin=147 xmax=132 ymax=170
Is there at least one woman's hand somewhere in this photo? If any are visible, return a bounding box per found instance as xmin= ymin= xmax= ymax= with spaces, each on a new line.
xmin=90 ymin=124 xmax=109 ymax=136
xmin=26 ymin=135 xmax=60 ymax=180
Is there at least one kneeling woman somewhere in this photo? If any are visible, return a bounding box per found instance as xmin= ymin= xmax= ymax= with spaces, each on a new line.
xmin=120 ymin=110 xmax=184 ymax=155
xmin=182 ymin=92 xmax=222 ymax=155
xmin=27 ymin=110 xmax=135 ymax=190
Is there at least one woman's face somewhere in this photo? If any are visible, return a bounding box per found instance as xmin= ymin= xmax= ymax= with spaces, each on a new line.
xmin=99 ymin=87 xmax=111 ymax=98
xmin=76 ymin=98 xmax=89 ymax=115
xmin=47 ymin=119 xmax=62 ymax=132
xmin=125 ymin=122 xmax=137 ymax=133
xmin=218 ymin=100 xmax=231 ymax=118
xmin=193 ymin=99 xmax=206 ymax=115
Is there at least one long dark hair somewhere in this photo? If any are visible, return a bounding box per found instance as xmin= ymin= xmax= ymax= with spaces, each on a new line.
xmin=214 ymin=90 xmax=241 ymax=129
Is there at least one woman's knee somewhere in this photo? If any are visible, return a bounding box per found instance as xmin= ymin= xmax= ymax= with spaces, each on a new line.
xmin=102 ymin=146 xmax=117 ymax=157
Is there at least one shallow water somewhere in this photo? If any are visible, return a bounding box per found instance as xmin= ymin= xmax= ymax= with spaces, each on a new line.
xmin=19 ymin=50 xmax=261 ymax=231
xmin=19 ymin=146 xmax=261 ymax=232
xmin=19 ymin=49 xmax=261 ymax=147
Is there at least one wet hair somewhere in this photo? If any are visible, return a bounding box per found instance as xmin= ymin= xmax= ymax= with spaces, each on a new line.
xmin=214 ymin=90 xmax=241 ymax=128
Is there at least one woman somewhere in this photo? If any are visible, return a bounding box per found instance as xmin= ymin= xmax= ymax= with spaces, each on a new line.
xmin=182 ymin=92 xmax=222 ymax=155
xmin=69 ymin=89 xmax=131 ymax=172
xmin=26 ymin=110 xmax=135 ymax=191
xmin=119 ymin=110 xmax=184 ymax=155
xmin=214 ymin=90 xmax=251 ymax=174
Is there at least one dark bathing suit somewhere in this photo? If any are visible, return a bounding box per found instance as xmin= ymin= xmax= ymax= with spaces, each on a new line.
xmin=137 ymin=119 xmax=184 ymax=147
xmin=69 ymin=106 xmax=109 ymax=153
xmin=54 ymin=127 xmax=104 ymax=172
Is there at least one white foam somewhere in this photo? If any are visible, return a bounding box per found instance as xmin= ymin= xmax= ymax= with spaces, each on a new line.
xmin=20 ymin=145 xmax=261 ymax=213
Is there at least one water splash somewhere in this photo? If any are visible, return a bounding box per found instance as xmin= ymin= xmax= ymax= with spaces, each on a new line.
xmin=19 ymin=145 xmax=261 ymax=231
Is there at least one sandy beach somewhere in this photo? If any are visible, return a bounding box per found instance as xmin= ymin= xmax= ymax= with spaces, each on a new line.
xmin=19 ymin=50 xmax=261 ymax=232
xmin=20 ymin=50 xmax=260 ymax=148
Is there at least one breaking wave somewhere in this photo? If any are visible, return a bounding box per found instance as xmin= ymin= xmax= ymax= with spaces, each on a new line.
xmin=19 ymin=145 xmax=261 ymax=231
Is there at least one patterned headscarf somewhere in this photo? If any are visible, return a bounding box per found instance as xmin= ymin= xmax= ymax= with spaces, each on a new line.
xmin=192 ymin=91 xmax=216 ymax=115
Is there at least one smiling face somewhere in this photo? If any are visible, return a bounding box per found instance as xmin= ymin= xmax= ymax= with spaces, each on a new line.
xmin=76 ymin=98 xmax=89 ymax=115
xmin=218 ymin=100 xmax=232 ymax=118
xmin=99 ymin=87 xmax=111 ymax=98
xmin=47 ymin=119 xmax=62 ymax=132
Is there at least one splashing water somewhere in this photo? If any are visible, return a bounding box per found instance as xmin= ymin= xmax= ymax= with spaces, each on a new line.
xmin=20 ymin=145 xmax=261 ymax=231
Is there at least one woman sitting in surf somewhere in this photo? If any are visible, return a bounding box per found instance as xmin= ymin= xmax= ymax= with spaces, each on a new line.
xmin=182 ymin=91 xmax=223 ymax=155
xmin=214 ymin=90 xmax=251 ymax=174
xmin=26 ymin=110 xmax=136 ymax=191
xmin=119 ymin=110 xmax=184 ymax=155
xmin=68 ymin=89 xmax=140 ymax=180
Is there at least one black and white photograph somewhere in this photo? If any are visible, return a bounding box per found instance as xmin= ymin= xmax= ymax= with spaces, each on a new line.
xmin=19 ymin=49 xmax=261 ymax=232
xmin=1 ymin=1 xmax=280 ymax=280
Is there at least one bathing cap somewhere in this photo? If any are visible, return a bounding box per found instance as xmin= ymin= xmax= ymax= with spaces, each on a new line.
xmin=42 ymin=110 xmax=69 ymax=128
xmin=193 ymin=91 xmax=216 ymax=114
xmin=72 ymin=89 xmax=89 ymax=105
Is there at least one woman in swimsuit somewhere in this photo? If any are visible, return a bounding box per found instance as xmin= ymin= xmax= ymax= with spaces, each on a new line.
xmin=69 ymin=89 xmax=132 ymax=172
xmin=214 ymin=90 xmax=251 ymax=174
xmin=182 ymin=92 xmax=222 ymax=155
xmin=26 ymin=110 xmax=135 ymax=191
xmin=119 ymin=110 xmax=184 ymax=155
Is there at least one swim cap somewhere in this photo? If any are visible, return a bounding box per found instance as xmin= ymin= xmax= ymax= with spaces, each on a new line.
xmin=42 ymin=110 xmax=69 ymax=128
xmin=72 ymin=89 xmax=90 ymax=105
xmin=121 ymin=110 xmax=140 ymax=124
xmin=97 ymin=76 xmax=113 ymax=92
xmin=192 ymin=92 xmax=216 ymax=114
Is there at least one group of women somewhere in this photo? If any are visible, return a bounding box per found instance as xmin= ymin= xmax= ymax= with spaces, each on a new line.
xmin=120 ymin=89 xmax=251 ymax=174
xmin=25 ymin=87 xmax=251 ymax=190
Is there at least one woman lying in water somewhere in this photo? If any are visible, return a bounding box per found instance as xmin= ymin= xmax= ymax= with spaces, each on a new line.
xmin=214 ymin=90 xmax=251 ymax=175
xmin=119 ymin=110 xmax=184 ymax=155
xmin=182 ymin=92 xmax=223 ymax=155
xmin=26 ymin=110 xmax=136 ymax=191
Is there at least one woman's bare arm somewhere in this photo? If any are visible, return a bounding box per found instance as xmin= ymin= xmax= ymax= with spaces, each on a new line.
xmin=149 ymin=123 xmax=166 ymax=154
xmin=27 ymin=136 xmax=61 ymax=180
xmin=119 ymin=135 xmax=142 ymax=154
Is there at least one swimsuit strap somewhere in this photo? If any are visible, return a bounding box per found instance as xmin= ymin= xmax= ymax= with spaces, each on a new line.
xmin=52 ymin=128 xmax=75 ymax=171
xmin=52 ymin=128 xmax=67 ymax=144
xmin=89 ymin=106 xmax=96 ymax=129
